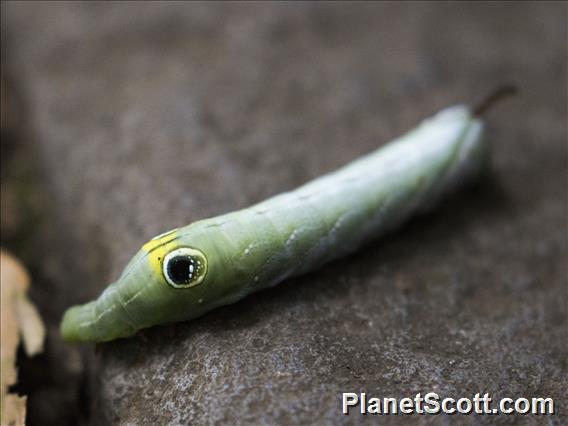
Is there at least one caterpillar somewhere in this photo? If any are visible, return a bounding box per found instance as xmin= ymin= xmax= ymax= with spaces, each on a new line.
xmin=61 ymin=89 xmax=514 ymax=343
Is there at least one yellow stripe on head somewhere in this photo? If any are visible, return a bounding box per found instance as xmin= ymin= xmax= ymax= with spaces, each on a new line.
xmin=142 ymin=229 xmax=180 ymax=277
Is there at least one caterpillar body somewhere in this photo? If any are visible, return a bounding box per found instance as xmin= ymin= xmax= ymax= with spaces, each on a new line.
xmin=61 ymin=104 xmax=487 ymax=343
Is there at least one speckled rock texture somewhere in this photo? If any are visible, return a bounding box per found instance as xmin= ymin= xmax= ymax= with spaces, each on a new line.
xmin=1 ymin=2 xmax=566 ymax=425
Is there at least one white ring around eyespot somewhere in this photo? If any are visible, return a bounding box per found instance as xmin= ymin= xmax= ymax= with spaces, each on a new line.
xmin=162 ymin=247 xmax=207 ymax=289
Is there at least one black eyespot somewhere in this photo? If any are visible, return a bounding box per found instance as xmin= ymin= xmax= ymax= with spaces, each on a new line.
xmin=166 ymin=255 xmax=196 ymax=285
xmin=162 ymin=247 xmax=207 ymax=288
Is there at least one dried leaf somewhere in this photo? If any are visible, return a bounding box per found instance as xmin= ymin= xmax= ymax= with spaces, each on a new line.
xmin=1 ymin=250 xmax=45 ymax=426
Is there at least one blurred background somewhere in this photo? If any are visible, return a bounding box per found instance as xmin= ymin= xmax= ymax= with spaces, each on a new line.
xmin=1 ymin=2 xmax=566 ymax=425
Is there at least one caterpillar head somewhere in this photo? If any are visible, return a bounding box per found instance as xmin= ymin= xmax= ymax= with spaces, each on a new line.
xmin=60 ymin=228 xmax=214 ymax=343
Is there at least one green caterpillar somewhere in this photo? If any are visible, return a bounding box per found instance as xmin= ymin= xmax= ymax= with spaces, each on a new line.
xmin=61 ymin=99 xmax=498 ymax=343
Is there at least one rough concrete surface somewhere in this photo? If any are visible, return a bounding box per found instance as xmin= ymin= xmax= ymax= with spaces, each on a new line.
xmin=1 ymin=2 xmax=566 ymax=425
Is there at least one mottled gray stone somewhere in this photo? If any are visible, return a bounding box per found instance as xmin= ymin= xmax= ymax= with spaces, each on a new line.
xmin=1 ymin=2 xmax=566 ymax=425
